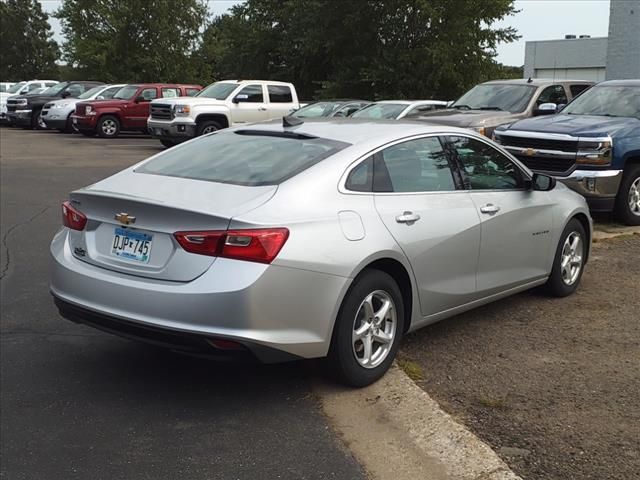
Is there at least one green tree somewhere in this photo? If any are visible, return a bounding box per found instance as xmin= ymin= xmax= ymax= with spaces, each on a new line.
xmin=0 ymin=0 xmax=59 ymax=80
xmin=200 ymin=0 xmax=519 ymax=100
xmin=55 ymin=0 xmax=208 ymax=83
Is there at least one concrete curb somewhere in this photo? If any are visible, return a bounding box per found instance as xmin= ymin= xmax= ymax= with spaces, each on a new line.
xmin=593 ymin=225 xmax=640 ymax=241
xmin=315 ymin=364 xmax=522 ymax=480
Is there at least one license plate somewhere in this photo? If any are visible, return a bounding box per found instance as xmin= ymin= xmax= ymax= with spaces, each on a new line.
xmin=111 ymin=228 xmax=152 ymax=263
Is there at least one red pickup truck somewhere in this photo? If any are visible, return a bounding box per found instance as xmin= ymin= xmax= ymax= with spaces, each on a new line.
xmin=72 ymin=83 xmax=201 ymax=138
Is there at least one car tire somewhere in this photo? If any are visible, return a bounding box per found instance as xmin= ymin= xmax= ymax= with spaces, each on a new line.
xmin=160 ymin=139 xmax=177 ymax=148
xmin=327 ymin=269 xmax=405 ymax=387
xmin=30 ymin=110 xmax=45 ymax=130
xmin=196 ymin=120 xmax=220 ymax=136
xmin=97 ymin=115 xmax=120 ymax=138
xmin=59 ymin=114 xmax=74 ymax=133
xmin=544 ymin=218 xmax=587 ymax=297
xmin=614 ymin=164 xmax=640 ymax=226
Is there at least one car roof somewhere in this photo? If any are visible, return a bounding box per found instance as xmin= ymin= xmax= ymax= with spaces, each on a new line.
xmin=219 ymin=80 xmax=294 ymax=86
xmin=595 ymin=79 xmax=640 ymax=87
xmin=485 ymin=78 xmax=594 ymax=86
xmin=373 ymin=100 xmax=448 ymax=105
xmin=234 ymin=117 xmax=471 ymax=145
xmin=124 ymin=83 xmax=201 ymax=88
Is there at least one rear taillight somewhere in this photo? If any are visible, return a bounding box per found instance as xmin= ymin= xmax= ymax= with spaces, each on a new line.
xmin=61 ymin=201 xmax=87 ymax=231
xmin=174 ymin=228 xmax=289 ymax=264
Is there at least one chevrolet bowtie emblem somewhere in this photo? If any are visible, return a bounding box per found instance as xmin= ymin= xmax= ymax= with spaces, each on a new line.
xmin=114 ymin=212 xmax=136 ymax=225
xmin=524 ymin=148 xmax=537 ymax=156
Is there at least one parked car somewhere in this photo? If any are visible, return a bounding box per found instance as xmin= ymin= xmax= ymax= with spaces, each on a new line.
xmin=1 ymin=80 xmax=58 ymax=124
xmin=292 ymin=99 xmax=370 ymax=118
xmin=42 ymin=84 xmax=125 ymax=133
xmin=7 ymin=81 xmax=103 ymax=129
xmin=50 ymin=118 xmax=592 ymax=387
xmin=412 ymin=78 xmax=594 ymax=137
xmin=494 ymin=79 xmax=640 ymax=225
xmin=0 ymin=82 xmax=16 ymax=93
xmin=147 ymin=80 xmax=300 ymax=147
xmin=72 ymin=83 xmax=202 ymax=138
xmin=350 ymin=100 xmax=448 ymax=119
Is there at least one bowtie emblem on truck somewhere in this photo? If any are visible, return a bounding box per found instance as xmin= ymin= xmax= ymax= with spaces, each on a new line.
xmin=524 ymin=148 xmax=537 ymax=156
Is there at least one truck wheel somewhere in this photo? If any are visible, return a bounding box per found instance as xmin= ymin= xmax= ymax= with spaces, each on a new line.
xmin=614 ymin=164 xmax=640 ymax=226
xmin=97 ymin=115 xmax=120 ymax=138
xmin=326 ymin=269 xmax=404 ymax=387
xmin=31 ymin=110 xmax=46 ymax=130
xmin=543 ymin=218 xmax=587 ymax=297
xmin=197 ymin=120 xmax=221 ymax=136
xmin=160 ymin=140 xmax=177 ymax=148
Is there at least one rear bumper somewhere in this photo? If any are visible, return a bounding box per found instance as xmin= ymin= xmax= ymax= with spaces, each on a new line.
xmin=557 ymin=169 xmax=622 ymax=212
xmin=50 ymin=229 xmax=348 ymax=361
xmin=148 ymin=119 xmax=197 ymax=142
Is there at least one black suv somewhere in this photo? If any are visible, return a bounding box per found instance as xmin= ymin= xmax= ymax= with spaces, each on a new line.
xmin=7 ymin=81 xmax=104 ymax=129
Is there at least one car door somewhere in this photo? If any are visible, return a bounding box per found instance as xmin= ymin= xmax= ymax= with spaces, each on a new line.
xmin=535 ymin=84 xmax=569 ymax=109
xmin=368 ymin=135 xmax=482 ymax=316
xmin=445 ymin=135 xmax=554 ymax=296
xmin=124 ymin=87 xmax=157 ymax=127
xmin=229 ymin=84 xmax=269 ymax=124
xmin=266 ymin=84 xmax=296 ymax=118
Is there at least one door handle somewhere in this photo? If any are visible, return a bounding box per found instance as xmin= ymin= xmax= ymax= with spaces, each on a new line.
xmin=480 ymin=203 xmax=501 ymax=215
xmin=395 ymin=211 xmax=421 ymax=224
xmin=258 ymin=107 xmax=267 ymax=111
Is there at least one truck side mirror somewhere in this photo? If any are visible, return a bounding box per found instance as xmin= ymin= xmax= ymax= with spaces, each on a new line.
xmin=534 ymin=102 xmax=558 ymax=116
xmin=233 ymin=94 xmax=249 ymax=104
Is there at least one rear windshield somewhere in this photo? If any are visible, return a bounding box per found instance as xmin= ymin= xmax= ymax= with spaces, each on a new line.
xmin=136 ymin=130 xmax=350 ymax=186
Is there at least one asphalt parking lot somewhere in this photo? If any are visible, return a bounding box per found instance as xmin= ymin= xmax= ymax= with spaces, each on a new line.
xmin=0 ymin=128 xmax=365 ymax=480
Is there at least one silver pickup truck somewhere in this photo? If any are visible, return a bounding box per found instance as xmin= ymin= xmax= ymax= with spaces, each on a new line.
xmin=409 ymin=78 xmax=593 ymax=137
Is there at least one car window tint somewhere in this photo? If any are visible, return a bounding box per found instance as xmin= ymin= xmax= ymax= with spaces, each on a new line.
xmin=449 ymin=136 xmax=524 ymax=190
xmin=66 ymin=84 xmax=85 ymax=96
xmin=140 ymin=88 xmax=158 ymax=100
xmin=136 ymin=130 xmax=349 ymax=186
xmin=536 ymin=85 xmax=568 ymax=106
xmin=27 ymin=83 xmax=41 ymax=92
xmin=267 ymin=85 xmax=293 ymax=103
xmin=345 ymin=157 xmax=373 ymax=192
xmin=237 ymin=84 xmax=264 ymax=102
xmin=569 ymin=84 xmax=591 ymax=97
xmin=101 ymin=86 xmax=121 ymax=99
xmin=186 ymin=88 xmax=200 ymax=97
xmin=378 ymin=137 xmax=455 ymax=193
xmin=162 ymin=88 xmax=180 ymax=98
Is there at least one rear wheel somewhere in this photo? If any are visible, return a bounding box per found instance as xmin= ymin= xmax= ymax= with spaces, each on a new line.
xmin=327 ymin=269 xmax=404 ymax=387
xmin=97 ymin=115 xmax=120 ymax=138
xmin=160 ymin=139 xmax=177 ymax=148
xmin=614 ymin=165 xmax=640 ymax=226
xmin=196 ymin=120 xmax=220 ymax=136
xmin=58 ymin=114 xmax=74 ymax=133
xmin=544 ymin=218 xmax=587 ymax=297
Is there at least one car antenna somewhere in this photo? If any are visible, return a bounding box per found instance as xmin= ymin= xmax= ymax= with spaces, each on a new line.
xmin=527 ymin=77 xmax=533 ymax=83
xmin=283 ymin=115 xmax=304 ymax=127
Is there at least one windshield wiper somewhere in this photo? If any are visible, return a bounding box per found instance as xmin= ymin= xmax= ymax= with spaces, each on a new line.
xmin=478 ymin=106 xmax=503 ymax=111
xmin=452 ymin=104 xmax=472 ymax=110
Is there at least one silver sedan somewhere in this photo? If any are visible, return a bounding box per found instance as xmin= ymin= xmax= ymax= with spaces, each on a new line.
xmin=50 ymin=119 xmax=592 ymax=386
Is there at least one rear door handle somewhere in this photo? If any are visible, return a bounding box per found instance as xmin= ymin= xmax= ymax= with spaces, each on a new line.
xmin=480 ymin=204 xmax=501 ymax=215
xmin=258 ymin=107 xmax=267 ymax=111
xmin=395 ymin=211 xmax=421 ymax=224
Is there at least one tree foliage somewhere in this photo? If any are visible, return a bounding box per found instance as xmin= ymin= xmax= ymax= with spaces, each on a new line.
xmin=198 ymin=0 xmax=519 ymax=100
xmin=55 ymin=0 xmax=208 ymax=83
xmin=0 ymin=0 xmax=59 ymax=80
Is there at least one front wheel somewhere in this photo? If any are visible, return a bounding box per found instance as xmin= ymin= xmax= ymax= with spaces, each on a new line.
xmin=196 ymin=120 xmax=220 ymax=136
xmin=614 ymin=165 xmax=640 ymax=226
xmin=31 ymin=110 xmax=46 ymax=130
xmin=327 ymin=269 xmax=404 ymax=387
xmin=544 ymin=218 xmax=587 ymax=297
xmin=97 ymin=115 xmax=120 ymax=138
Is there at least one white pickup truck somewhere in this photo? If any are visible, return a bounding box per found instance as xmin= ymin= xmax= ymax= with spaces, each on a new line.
xmin=147 ymin=80 xmax=300 ymax=147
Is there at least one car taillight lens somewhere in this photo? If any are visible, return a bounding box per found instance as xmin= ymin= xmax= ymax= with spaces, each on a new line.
xmin=174 ymin=228 xmax=289 ymax=264
xmin=62 ymin=201 xmax=87 ymax=231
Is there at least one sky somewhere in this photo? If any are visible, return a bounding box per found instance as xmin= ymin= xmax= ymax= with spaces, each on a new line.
xmin=39 ymin=0 xmax=611 ymax=66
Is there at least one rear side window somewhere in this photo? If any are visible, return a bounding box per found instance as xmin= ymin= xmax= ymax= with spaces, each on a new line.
xmin=345 ymin=157 xmax=373 ymax=192
xmin=136 ymin=130 xmax=350 ymax=186
xmin=570 ymin=84 xmax=591 ymax=97
xmin=162 ymin=88 xmax=180 ymax=98
xmin=268 ymin=85 xmax=293 ymax=103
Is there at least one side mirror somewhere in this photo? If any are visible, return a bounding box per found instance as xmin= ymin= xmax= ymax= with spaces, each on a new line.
xmin=534 ymin=102 xmax=558 ymax=116
xmin=530 ymin=173 xmax=556 ymax=191
xmin=232 ymin=94 xmax=249 ymax=104
xmin=135 ymin=95 xmax=148 ymax=103
xmin=96 ymin=95 xmax=104 ymax=100
xmin=61 ymin=91 xmax=71 ymax=98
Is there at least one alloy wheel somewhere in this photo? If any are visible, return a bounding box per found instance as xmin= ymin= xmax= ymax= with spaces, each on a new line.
xmin=352 ymin=290 xmax=397 ymax=369
xmin=101 ymin=119 xmax=117 ymax=136
xmin=628 ymin=177 xmax=640 ymax=217
xmin=560 ymin=231 xmax=583 ymax=286
xmin=201 ymin=125 xmax=217 ymax=135
xmin=37 ymin=112 xmax=46 ymax=129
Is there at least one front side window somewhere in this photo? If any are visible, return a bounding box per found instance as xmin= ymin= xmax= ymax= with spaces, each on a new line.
xmin=377 ymin=137 xmax=455 ymax=193
xmin=66 ymin=84 xmax=85 ymax=97
xmin=7 ymin=82 xmax=26 ymax=94
xmin=139 ymin=88 xmax=158 ymax=101
xmin=562 ymin=85 xmax=640 ymax=119
xmin=39 ymin=82 xmax=68 ymax=96
xmin=267 ymin=85 xmax=293 ymax=103
xmin=28 ymin=83 xmax=43 ymax=92
xmin=136 ymin=130 xmax=349 ymax=186
xmin=236 ymin=84 xmax=264 ymax=102
xmin=448 ymin=136 xmax=524 ymax=190
xmin=536 ymin=85 xmax=568 ymax=106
